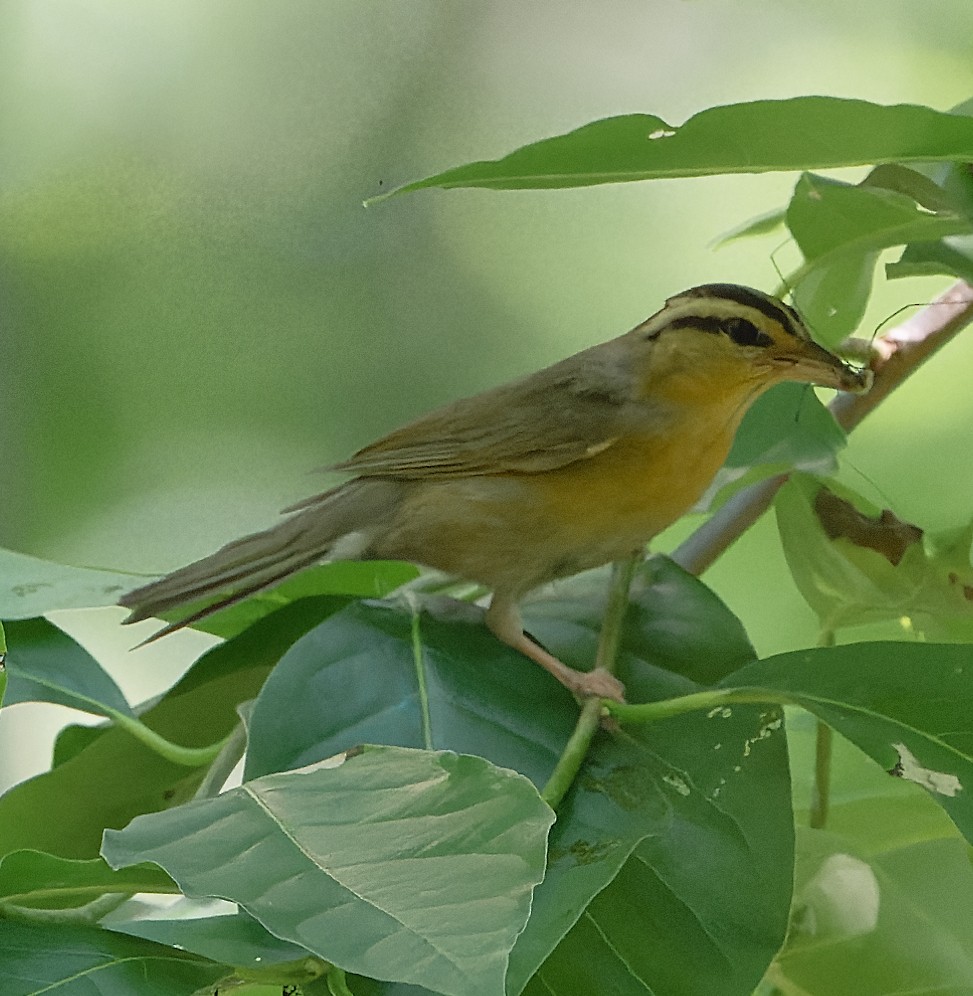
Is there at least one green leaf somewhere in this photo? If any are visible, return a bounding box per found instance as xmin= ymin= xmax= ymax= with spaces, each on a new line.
xmin=712 ymin=207 xmax=787 ymax=247
xmin=887 ymin=233 xmax=973 ymax=283
xmin=787 ymin=711 xmax=956 ymax=854
xmin=719 ymin=641 xmax=973 ymax=842
xmin=0 ymin=598 xmax=328 ymax=860
xmin=162 ymin=560 xmax=418 ymax=640
xmin=113 ymin=911 xmax=312 ymax=973
xmin=0 ymin=849 xmax=175 ymax=910
xmin=518 ymin=704 xmax=793 ymax=996
xmin=785 ymin=173 xmax=972 ymax=341
xmin=378 ymin=98 xmax=973 ymax=199
xmin=772 ymin=828 xmax=973 ymax=993
xmin=237 ymin=562 xmax=792 ymax=994
xmin=103 ymin=746 xmax=554 ymax=996
xmin=775 ymin=475 xmax=973 ymax=634
xmin=242 ymin=597 xmax=579 ymax=785
xmin=1 ymin=618 xmax=134 ymax=719
xmin=726 ymin=383 xmax=846 ymax=475
xmin=0 ymin=920 xmax=226 ymax=996
xmin=0 ymin=545 xmax=137 ymax=619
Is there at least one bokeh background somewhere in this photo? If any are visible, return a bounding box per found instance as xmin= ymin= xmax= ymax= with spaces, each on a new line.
xmin=3 ymin=1 xmax=973 ymax=788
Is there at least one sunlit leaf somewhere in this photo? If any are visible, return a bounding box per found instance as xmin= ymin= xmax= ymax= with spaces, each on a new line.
xmin=379 ymin=98 xmax=973 ymax=199
xmin=104 ymin=746 xmax=554 ymax=996
xmin=0 ymin=546 xmax=135 ymax=619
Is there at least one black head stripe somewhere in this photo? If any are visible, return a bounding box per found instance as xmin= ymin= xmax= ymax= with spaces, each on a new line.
xmin=677 ymin=284 xmax=806 ymax=337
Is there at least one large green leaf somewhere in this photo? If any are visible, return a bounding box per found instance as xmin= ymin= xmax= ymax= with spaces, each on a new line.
xmin=104 ymin=746 xmax=554 ymax=996
xmin=237 ymin=559 xmax=792 ymax=994
xmin=0 ymin=920 xmax=225 ymax=996
xmin=378 ymin=98 xmax=973 ymax=198
xmin=716 ymin=642 xmax=973 ymax=841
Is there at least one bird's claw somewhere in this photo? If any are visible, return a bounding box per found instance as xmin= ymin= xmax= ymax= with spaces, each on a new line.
xmin=571 ymin=667 xmax=626 ymax=703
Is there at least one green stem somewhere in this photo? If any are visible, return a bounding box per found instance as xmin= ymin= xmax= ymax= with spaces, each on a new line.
xmin=541 ymin=554 xmax=640 ymax=809
xmin=104 ymin=708 xmax=233 ymax=767
xmin=408 ymin=600 xmax=433 ymax=750
xmin=810 ymin=722 xmax=833 ymax=830
xmin=0 ymin=890 xmax=134 ymax=925
xmin=594 ymin=552 xmax=641 ymax=674
xmin=809 ymin=629 xmax=836 ymax=830
xmin=541 ymin=697 xmax=603 ymax=808
xmin=328 ymin=965 xmax=355 ymax=996
xmin=193 ymin=720 xmax=248 ymax=798
xmin=608 ymin=687 xmax=792 ymax=724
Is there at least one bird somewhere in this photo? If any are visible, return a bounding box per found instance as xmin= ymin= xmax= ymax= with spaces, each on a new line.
xmin=120 ymin=283 xmax=870 ymax=702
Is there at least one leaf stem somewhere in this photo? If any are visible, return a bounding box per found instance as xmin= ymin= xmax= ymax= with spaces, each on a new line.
xmin=609 ymin=687 xmax=792 ymax=724
xmin=595 ymin=552 xmax=641 ymax=675
xmin=0 ymin=890 xmax=134 ymax=925
xmin=407 ymin=598 xmax=433 ymax=750
xmin=540 ymin=696 xmax=603 ymax=808
xmin=193 ymin=720 xmax=248 ymax=798
xmin=104 ymin=708 xmax=233 ymax=767
xmin=810 ymin=722 xmax=833 ymax=830
xmin=541 ymin=555 xmax=640 ymax=808
xmin=327 ymin=965 xmax=355 ymax=996
xmin=809 ymin=629 xmax=836 ymax=829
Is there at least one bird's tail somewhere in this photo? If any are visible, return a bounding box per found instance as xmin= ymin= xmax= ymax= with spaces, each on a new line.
xmin=119 ymin=479 xmax=398 ymax=641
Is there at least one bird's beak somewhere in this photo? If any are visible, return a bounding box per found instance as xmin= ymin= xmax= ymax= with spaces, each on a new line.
xmin=773 ymin=339 xmax=872 ymax=394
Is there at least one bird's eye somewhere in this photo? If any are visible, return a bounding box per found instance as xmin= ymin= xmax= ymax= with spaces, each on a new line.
xmin=722 ymin=317 xmax=772 ymax=348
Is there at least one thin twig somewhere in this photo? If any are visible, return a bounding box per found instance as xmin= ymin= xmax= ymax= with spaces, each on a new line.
xmin=672 ymin=281 xmax=973 ymax=576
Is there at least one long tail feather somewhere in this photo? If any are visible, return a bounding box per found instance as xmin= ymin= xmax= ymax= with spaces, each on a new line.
xmin=119 ymin=479 xmax=401 ymax=636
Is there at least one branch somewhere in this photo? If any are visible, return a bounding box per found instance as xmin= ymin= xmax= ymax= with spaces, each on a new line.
xmin=672 ymin=280 xmax=973 ymax=576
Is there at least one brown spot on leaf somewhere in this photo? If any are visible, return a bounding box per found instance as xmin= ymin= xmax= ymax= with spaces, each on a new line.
xmin=814 ymin=489 xmax=923 ymax=566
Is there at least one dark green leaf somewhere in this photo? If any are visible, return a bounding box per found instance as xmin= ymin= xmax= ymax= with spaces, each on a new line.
xmin=237 ymin=564 xmax=791 ymax=993
xmin=104 ymin=746 xmax=554 ymax=996
xmin=0 ymin=920 xmax=225 ymax=996
xmin=719 ymin=642 xmax=973 ymax=842
xmin=379 ymin=98 xmax=973 ymax=198
xmin=1 ymin=618 xmax=134 ymax=719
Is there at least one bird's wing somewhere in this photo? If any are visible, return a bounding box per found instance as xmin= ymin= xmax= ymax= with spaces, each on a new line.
xmin=329 ymin=347 xmax=652 ymax=480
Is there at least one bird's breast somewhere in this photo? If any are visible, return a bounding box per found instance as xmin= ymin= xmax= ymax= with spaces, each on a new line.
xmin=375 ymin=415 xmax=738 ymax=595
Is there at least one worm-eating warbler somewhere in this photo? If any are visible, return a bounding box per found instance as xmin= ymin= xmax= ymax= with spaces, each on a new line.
xmin=121 ymin=284 xmax=869 ymax=701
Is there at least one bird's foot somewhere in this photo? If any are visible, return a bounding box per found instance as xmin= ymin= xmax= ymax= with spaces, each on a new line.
xmin=566 ymin=666 xmax=626 ymax=703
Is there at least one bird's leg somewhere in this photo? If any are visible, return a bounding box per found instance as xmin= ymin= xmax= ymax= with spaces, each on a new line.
xmin=485 ymin=596 xmax=626 ymax=703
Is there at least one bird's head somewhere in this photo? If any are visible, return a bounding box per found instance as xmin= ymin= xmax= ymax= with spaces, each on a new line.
xmin=629 ymin=283 xmax=871 ymax=405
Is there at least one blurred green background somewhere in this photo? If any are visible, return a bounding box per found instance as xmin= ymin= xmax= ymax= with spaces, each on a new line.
xmin=3 ymin=2 xmax=973 ymax=785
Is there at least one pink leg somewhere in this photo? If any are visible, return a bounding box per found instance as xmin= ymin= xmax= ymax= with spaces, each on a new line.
xmin=486 ymin=596 xmax=626 ymax=703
